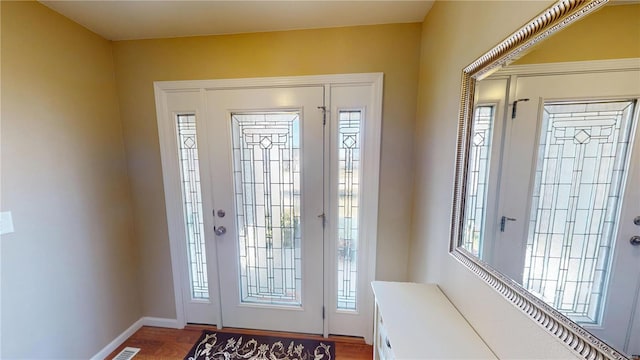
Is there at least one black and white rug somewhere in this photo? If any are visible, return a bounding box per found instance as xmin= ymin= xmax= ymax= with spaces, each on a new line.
xmin=185 ymin=330 xmax=335 ymax=360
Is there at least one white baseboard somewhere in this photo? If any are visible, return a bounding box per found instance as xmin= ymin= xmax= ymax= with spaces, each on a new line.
xmin=90 ymin=318 xmax=144 ymax=360
xmin=91 ymin=317 xmax=181 ymax=360
xmin=142 ymin=316 xmax=181 ymax=329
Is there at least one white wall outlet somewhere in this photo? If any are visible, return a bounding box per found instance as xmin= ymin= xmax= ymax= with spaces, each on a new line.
xmin=1 ymin=211 xmax=15 ymax=235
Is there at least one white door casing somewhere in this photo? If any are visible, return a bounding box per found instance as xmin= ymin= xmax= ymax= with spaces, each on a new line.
xmin=154 ymin=73 xmax=383 ymax=343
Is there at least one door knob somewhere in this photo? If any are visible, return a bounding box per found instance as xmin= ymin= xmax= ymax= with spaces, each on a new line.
xmin=634 ymin=216 xmax=640 ymax=226
xmin=214 ymin=226 xmax=226 ymax=236
xmin=631 ymin=236 xmax=640 ymax=246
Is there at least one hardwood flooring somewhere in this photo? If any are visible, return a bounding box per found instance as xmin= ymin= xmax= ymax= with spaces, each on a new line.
xmin=106 ymin=325 xmax=373 ymax=360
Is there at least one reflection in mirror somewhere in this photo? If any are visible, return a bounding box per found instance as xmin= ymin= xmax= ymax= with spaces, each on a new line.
xmin=459 ymin=2 xmax=640 ymax=358
xmin=463 ymin=79 xmax=507 ymax=258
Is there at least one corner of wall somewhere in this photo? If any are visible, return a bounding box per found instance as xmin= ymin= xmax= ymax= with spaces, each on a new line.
xmin=1 ymin=2 xmax=142 ymax=357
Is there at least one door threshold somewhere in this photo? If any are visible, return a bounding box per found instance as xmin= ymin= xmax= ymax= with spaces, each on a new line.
xmin=184 ymin=324 xmax=367 ymax=344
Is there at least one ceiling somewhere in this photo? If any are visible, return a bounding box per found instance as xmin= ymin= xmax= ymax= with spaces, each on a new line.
xmin=40 ymin=1 xmax=434 ymax=41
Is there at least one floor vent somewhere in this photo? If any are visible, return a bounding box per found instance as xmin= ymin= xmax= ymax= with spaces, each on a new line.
xmin=113 ymin=347 xmax=140 ymax=360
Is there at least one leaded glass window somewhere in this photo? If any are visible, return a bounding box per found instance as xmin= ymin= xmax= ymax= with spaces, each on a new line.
xmin=337 ymin=110 xmax=361 ymax=311
xmin=176 ymin=114 xmax=209 ymax=300
xmin=462 ymin=105 xmax=495 ymax=257
xmin=231 ymin=112 xmax=302 ymax=306
xmin=523 ymin=100 xmax=636 ymax=324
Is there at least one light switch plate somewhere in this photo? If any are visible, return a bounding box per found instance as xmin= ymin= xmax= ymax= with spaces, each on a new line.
xmin=1 ymin=211 xmax=15 ymax=235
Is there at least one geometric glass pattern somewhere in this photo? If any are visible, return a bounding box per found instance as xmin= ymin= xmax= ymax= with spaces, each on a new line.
xmin=176 ymin=114 xmax=209 ymax=300
xmin=231 ymin=112 xmax=302 ymax=306
xmin=462 ymin=105 xmax=495 ymax=257
xmin=523 ymin=100 xmax=636 ymax=324
xmin=337 ymin=110 xmax=361 ymax=311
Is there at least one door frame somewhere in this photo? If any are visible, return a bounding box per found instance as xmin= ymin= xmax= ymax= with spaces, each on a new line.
xmin=154 ymin=73 xmax=383 ymax=342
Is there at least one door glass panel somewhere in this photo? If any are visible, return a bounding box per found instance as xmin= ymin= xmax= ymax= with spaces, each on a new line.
xmin=337 ymin=110 xmax=361 ymax=311
xmin=176 ymin=114 xmax=209 ymax=300
xmin=231 ymin=112 xmax=302 ymax=306
xmin=523 ymin=100 xmax=636 ymax=324
xmin=462 ymin=105 xmax=496 ymax=257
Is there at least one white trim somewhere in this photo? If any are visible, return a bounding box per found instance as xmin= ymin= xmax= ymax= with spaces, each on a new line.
xmin=90 ymin=318 xmax=144 ymax=360
xmin=153 ymin=84 xmax=188 ymax=329
xmin=142 ymin=316 xmax=181 ymax=329
xmin=491 ymin=58 xmax=640 ymax=77
xmin=154 ymin=73 xmax=382 ymax=341
xmin=91 ymin=317 xmax=180 ymax=360
xmin=323 ymin=85 xmax=332 ymax=340
xmin=363 ymin=75 xmax=382 ymax=344
xmin=155 ymin=73 xmax=383 ymax=92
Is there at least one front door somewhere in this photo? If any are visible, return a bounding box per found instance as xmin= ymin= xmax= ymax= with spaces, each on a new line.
xmin=155 ymin=74 xmax=383 ymax=342
xmin=496 ymin=70 xmax=640 ymax=353
xmin=207 ymin=87 xmax=325 ymax=334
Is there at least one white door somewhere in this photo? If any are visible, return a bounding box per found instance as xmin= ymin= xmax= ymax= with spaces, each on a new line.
xmin=207 ymin=87 xmax=325 ymax=334
xmin=155 ymin=74 xmax=383 ymax=342
xmin=496 ymin=70 xmax=640 ymax=353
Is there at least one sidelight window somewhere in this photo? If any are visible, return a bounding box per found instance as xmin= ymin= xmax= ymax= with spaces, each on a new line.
xmin=336 ymin=110 xmax=362 ymax=311
xmin=176 ymin=114 xmax=209 ymax=300
xmin=462 ymin=105 xmax=496 ymax=257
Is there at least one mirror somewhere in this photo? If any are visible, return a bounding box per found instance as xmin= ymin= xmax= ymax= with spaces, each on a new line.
xmin=451 ymin=1 xmax=640 ymax=359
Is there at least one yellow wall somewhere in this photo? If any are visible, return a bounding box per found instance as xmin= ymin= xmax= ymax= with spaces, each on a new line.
xmin=1 ymin=2 xmax=139 ymax=358
xmin=411 ymin=0 xmax=580 ymax=358
xmin=516 ymin=3 xmax=640 ymax=64
xmin=111 ymin=24 xmax=422 ymax=318
xmin=3 ymin=1 xmax=622 ymax=357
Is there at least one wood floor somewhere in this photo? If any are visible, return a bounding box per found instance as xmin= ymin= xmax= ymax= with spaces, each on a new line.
xmin=106 ymin=325 xmax=373 ymax=360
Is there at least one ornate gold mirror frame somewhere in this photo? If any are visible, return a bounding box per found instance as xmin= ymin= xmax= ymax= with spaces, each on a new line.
xmin=449 ymin=1 xmax=629 ymax=359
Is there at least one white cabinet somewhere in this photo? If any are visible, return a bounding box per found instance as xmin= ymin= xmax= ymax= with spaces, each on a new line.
xmin=372 ymin=281 xmax=496 ymax=359
xmin=375 ymin=303 xmax=395 ymax=359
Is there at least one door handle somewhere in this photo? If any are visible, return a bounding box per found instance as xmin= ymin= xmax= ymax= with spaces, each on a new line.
xmin=630 ymin=236 xmax=640 ymax=246
xmin=214 ymin=226 xmax=226 ymax=236
xmin=500 ymin=216 xmax=517 ymax=232
xmin=634 ymin=216 xmax=640 ymax=226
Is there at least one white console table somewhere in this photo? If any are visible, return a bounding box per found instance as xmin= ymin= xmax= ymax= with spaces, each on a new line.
xmin=372 ymin=281 xmax=496 ymax=359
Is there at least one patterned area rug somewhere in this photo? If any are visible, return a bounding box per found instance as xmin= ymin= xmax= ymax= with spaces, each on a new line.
xmin=185 ymin=330 xmax=335 ymax=360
